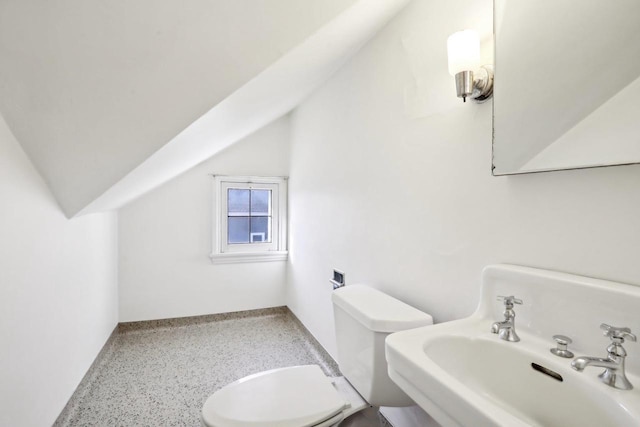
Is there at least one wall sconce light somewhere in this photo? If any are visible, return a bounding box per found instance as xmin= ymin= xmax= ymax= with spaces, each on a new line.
xmin=447 ymin=29 xmax=493 ymax=103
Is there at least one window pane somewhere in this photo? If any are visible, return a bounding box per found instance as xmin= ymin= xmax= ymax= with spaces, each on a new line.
xmin=250 ymin=189 xmax=271 ymax=216
xmin=228 ymin=217 xmax=250 ymax=243
xmin=250 ymin=217 xmax=271 ymax=242
xmin=228 ymin=189 xmax=250 ymax=216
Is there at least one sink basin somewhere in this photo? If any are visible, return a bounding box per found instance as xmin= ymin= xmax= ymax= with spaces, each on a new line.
xmin=424 ymin=334 xmax=634 ymax=426
xmin=386 ymin=265 xmax=640 ymax=427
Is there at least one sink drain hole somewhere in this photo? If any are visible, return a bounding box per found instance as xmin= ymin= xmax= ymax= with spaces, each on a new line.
xmin=531 ymin=363 xmax=563 ymax=382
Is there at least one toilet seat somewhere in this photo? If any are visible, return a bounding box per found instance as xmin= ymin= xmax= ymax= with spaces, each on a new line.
xmin=201 ymin=365 xmax=350 ymax=427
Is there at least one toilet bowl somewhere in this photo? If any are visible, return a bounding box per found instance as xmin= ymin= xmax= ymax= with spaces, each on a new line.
xmin=201 ymin=365 xmax=366 ymax=427
xmin=201 ymin=285 xmax=433 ymax=427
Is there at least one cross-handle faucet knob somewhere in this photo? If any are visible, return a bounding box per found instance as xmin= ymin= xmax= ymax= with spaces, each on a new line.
xmin=600 ymin=324 xmax=637 ymax=343
xmin=497 ymin=295 xmax=523 ymax=308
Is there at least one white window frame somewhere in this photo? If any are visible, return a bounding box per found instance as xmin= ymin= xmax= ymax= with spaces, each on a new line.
xmin=210 ymin=175 xmax=288 ymax=264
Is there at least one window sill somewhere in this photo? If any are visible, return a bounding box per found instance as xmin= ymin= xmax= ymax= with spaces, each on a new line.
xmin=209 ymin=251 xmax=288 ymax=264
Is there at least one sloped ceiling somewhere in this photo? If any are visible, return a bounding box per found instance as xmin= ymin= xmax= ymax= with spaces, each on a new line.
xmin=0 ymin=0 xmax=408 ymax=217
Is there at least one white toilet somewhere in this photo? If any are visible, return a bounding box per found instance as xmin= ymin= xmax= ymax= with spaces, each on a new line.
xmin=201 ymin=284 xmax=433 ymax=427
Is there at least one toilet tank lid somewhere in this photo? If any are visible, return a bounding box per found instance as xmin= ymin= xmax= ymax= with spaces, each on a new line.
xmin=332 ymin=284 xmax=433 ymax=332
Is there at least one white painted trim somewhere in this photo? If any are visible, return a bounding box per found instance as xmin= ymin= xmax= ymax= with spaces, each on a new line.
xmin=209 ymin=251 xmax=288 ymax=264
xmin=211 ymin=175 xmax=288 ymax=263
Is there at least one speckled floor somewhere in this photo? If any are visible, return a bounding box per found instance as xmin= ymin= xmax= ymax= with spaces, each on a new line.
xmin=54 ymin=307 xmax=387 ymax=427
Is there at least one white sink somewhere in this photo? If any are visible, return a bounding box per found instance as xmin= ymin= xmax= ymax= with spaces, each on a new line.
xmin=386 ymin=265 xmax=640 ymax=427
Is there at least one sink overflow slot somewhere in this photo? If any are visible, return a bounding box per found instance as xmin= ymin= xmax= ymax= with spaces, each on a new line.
xmin=531 ymin=363 xmax=563 ymax=382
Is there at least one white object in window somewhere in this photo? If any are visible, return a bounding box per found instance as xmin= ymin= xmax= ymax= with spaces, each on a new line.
xmin=210 ymin=176 xmax=288 ymax=264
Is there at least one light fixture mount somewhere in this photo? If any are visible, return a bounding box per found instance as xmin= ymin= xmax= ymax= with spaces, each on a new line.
xmin=447 ymin=29 xmax=494 ymax=103
xmin=454 ymin=65 xmax=493 ymax=103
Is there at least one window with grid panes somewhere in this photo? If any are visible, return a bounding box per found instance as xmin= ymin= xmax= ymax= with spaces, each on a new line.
xmin=211 ymin=176 xmax=287 ymax=263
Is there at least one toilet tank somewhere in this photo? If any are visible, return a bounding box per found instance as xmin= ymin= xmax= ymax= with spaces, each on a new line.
xmin=331 ymin=284 xmax=433 ymax=407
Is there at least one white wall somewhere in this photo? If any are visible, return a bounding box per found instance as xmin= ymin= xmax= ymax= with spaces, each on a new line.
xmin=0 ymin=115 xmax=118 ymax=427
xmin=286 ymin=0 xmax=640 ymax=415
xmin=81 ymin=0 xmax=408 ymax=217
xmin=118 ymin=115 xmax=291 ymax=321
xmin=0 ymin=0 xmax=358 ymax=216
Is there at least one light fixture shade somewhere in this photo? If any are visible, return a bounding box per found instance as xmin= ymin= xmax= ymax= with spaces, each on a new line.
xmin=447 ymin=30 xmax=480 ymax=75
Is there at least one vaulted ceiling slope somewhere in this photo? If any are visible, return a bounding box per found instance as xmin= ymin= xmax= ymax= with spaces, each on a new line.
xmin=0 ymin=0 xmax=408 ymax=217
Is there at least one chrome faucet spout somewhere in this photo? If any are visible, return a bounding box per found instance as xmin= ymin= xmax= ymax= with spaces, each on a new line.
xmin=491 ymin=320 xmax=508 ymax=334
xmin=491 ymin=296 xmax=522 ymax=342
xmin=571 ymin=356 xmax=619 ymax=372
xmin=571 ymin=324 xmax=636 ymax=390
